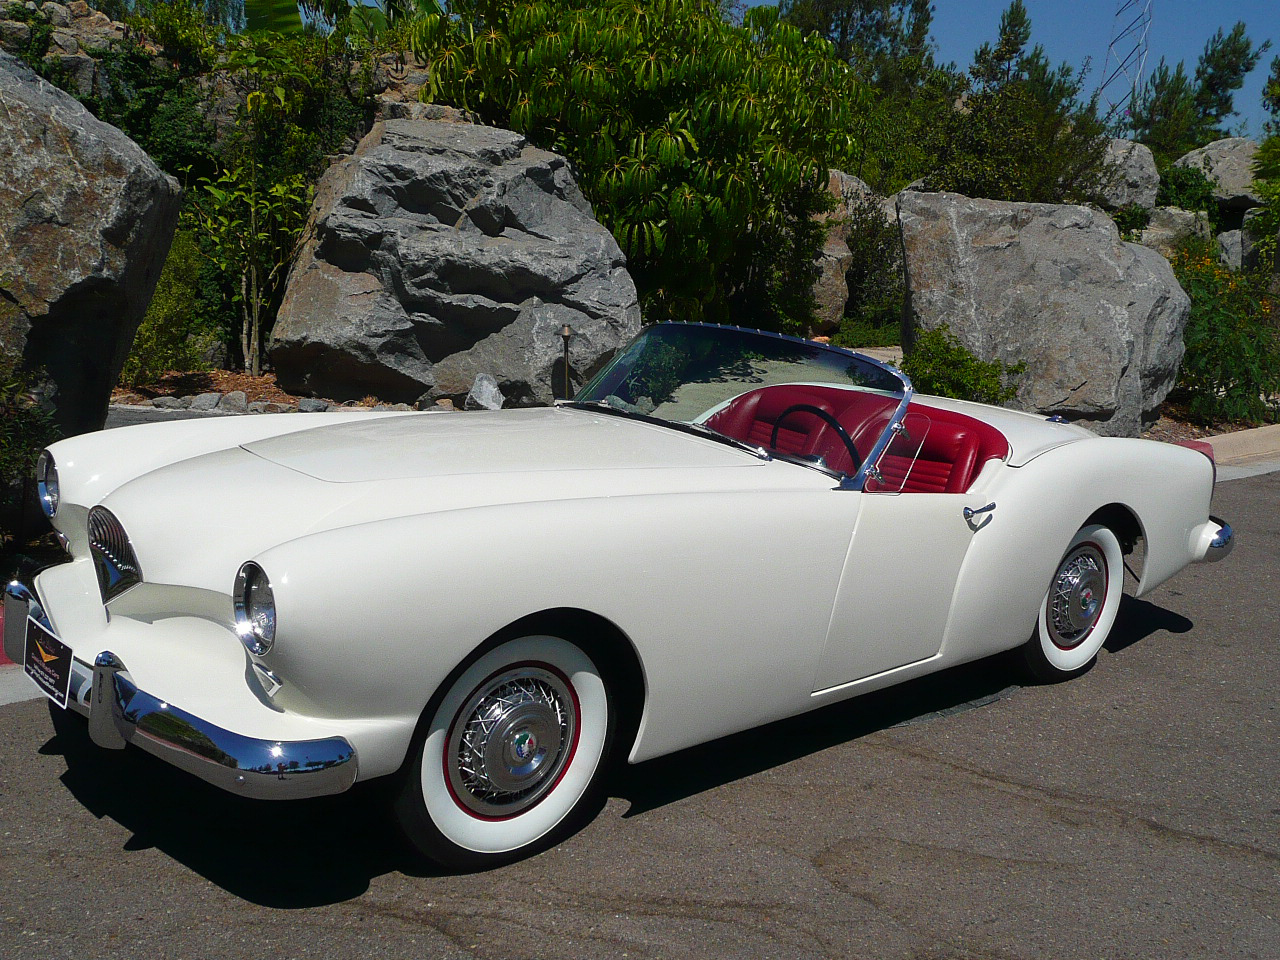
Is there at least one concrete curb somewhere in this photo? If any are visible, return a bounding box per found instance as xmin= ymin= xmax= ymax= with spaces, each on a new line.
xmin=1205 ymin=423 xmax=1280 ymax=466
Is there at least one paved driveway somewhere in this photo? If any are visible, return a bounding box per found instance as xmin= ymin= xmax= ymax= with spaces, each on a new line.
xmin=0 ymin=472 xmax=1275 ymax=959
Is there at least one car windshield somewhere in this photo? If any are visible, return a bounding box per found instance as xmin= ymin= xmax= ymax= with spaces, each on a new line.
xmin=571 ymin=323 xmax=914 ymax=486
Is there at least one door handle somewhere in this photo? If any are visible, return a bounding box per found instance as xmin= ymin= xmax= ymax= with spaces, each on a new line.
xmin=963 ymin=502 xmax=996 ymax=521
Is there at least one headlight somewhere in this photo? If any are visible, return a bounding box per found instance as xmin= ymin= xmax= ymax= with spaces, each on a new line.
xmin=233 ymin=562 xmax=276 ymax=655
xmin=36 ymin=451 xmax=59 ymax=518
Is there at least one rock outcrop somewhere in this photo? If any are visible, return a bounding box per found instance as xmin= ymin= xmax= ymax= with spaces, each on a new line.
xmin=271 ymin=118 xmax=642 ymax=406
xmin=1137 ymin=206 xmax=1212 ymax=260
xmin=1174 ymin=138 xmax=1261 ymax=212
xmin=0 ymin=1 xmax=128 ymax=96
xmin=0 ymin=50 xmax=181 ymax=435
xmin=897 ymin=191 xmax=1190 ymax=437
xmin=1100 ymin=139 xmax=1159 ymax=210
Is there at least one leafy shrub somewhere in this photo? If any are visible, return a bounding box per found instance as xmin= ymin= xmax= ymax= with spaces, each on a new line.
xmin=901 ymin=325 xmax=1022 ymax=405
xmin=0 ymin=359 xmax=59 ymax=546
xmin=409 ymin=0 xmax=873 ymax=332
xmin=1157 ymin=162 xmax=1220 ymax=232
xmin=1250 ymin=135 xmax=1279 ymax=274
xmin=119 ymin=230 xmax=220 ymax=387
xmin=832 ymin=192 xmax=903 ymax=348
xmin=1168 ymin=238 xmax=1279 ymax=424
xmin=1111 ymin=203 xmax=1151 ymax=240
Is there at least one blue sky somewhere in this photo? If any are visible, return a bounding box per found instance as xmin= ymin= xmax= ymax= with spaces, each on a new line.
xmin=757 ymin=1 xmax=1278 ymax=137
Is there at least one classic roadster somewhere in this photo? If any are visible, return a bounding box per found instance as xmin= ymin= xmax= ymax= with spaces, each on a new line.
xmin=5 ymin=323 xmax=1232 ymax=869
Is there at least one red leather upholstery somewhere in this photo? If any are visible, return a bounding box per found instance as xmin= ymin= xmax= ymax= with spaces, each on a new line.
xmin=703 ymin=384 xmax=1008 ymax=494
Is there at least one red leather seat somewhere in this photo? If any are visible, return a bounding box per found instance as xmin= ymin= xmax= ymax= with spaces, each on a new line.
xmin=703 ymin=385 xmax=1008 ymax=494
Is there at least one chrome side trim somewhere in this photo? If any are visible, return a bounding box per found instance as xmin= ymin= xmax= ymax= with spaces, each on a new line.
xmin=84 ymin=650 xmax=358 ymax=800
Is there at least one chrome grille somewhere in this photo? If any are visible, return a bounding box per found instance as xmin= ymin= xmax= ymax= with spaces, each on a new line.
xmin=88 ymin=506 xmax=143 ymax=602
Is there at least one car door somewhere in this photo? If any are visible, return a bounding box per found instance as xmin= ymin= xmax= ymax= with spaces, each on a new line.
xmin=811 ymin=414 xmax=993 ymax=691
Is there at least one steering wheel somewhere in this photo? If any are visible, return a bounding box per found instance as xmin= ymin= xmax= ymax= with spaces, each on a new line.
xmin=769 ymin=403 xmax=862 ymax=474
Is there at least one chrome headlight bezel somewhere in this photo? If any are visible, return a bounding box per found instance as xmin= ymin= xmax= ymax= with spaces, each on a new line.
xmin=36 ymin=450 xmax=59 ymax=519
xmin=233 ymin=562 xmax=276 ymax=656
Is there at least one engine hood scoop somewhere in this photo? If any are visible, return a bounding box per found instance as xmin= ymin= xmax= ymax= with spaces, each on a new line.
xmin=241 ymin=407 xmax=751 ymax=482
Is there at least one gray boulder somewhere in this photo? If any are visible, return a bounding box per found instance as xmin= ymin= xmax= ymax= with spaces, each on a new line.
xmin=464 ymin=372 xmax=504 ymax=410
xmin=897 ymin=191 xmax=1190 ymax=437
xmin=1174 ymin=138 xmax=1260 ymax=210
xmin=271 ymin=119 xmax=642 ymax=406
xmin=0 ymin=50 xmax=180 ymax=436
xmin=1100 ymin=139 xmax=1159 ymax=210
xmin=1137 ymin=206 xmax=1211 ymax=260
xmin=808 ymin=169 xmax=874 ymax=333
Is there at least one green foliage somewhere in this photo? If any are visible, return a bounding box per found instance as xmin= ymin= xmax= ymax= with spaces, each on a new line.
xmin=1110 ymin=204 xmax=1151 ymax=240
xmin=917 ymin=2 xmax=1109 ymax=204
xmin=185 ymin=163 xmax=311 ymax=376
xmin=119 ymin=231 xmax=220 ymax=386
xmin=1251 ymin=135 xmax=1280 ymax=273
xmin=1129 ymin=23 xmax=1270 ymax=165
xmin=1156 ymin=161 xmax=1221 ymax=232
xmin=409 ymin=0 xmax=873 ymax=332
xmin=4 ymin=3 xmax=57 ymax=74
xmin=0 ymin=359 xmax=58 ymax=544
xmin=1264 ymin=55 xmax=1280 ymax=135
xmin=901 ymin=326 xmax=1022 ymax=405
xmin=1168 ymin=239 xmax=1280 ymax=424
xmin=245 ymin=0 xmax=304 ymax=34
xmin=833 ymin=192 xmax=901 ymax=347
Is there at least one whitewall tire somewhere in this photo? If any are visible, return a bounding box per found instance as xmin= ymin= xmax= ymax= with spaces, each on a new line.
xmin=1021 ymin=525 xmax=1124 ymax=682
xmin=394 ymin=635 xmax=613 ymax=870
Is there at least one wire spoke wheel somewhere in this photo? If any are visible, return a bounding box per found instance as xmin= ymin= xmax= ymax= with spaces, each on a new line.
xmin=394 ymin=635 xmax=613 ymax=869
xmin=1023 ymin=525 xmax=1123 ymax=682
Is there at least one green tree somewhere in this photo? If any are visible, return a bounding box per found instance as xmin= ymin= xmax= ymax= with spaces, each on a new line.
xmin=919 ymin=1 xmax=1109 ymax=204
xmin=1129 ymin=22 xmax=1270 ymax=164
xmin=410 ymin=0 xmax=873 ymax=331
xmin=1263 ymin=55 xmax=1280 ymax=134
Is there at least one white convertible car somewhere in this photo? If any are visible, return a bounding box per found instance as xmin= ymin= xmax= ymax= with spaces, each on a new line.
xmin=5 ymin=323 xmax=1232 ymax=869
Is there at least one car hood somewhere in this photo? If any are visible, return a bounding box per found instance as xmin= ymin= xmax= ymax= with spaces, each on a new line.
xmin=240 ymin=407 xmax=752 ymax=481
xmin=98 ymin=407 xmax=811 ymax=592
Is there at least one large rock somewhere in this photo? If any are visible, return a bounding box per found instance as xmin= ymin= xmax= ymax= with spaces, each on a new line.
xmin=1100 ymin=139 xmax=1159 ymax=210
xmin=1137 ymin=206 xmax=1212 ymax=260
xmin=271 ymin=118 xmax=642 ymax=405
xmin=897 ymin=191 xmax=1190 ymax=437
xmin=808 ymin=170 xmax=872 ymax=333
xmin=1174 ymin=138 xmax=1261 ymax=210
xmin=0 ymin=50 xmax=181 ymax=435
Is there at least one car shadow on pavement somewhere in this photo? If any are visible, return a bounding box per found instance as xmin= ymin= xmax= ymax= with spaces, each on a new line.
xmin=613 ymin=594 xmax=1194 ymax=818
xmin=42 ymin=708 xmax=437 ymax=908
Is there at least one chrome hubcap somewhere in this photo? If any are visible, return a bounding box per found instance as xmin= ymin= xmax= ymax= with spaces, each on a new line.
xmin=446 ymin=666 xmax=575 ymax=817
xmin=1047 ymin=544 xmax=1107 ymax=649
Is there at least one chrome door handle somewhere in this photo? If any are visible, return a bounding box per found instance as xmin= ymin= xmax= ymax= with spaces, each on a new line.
xmin=963 ymin=502 xmax=996 ymax=521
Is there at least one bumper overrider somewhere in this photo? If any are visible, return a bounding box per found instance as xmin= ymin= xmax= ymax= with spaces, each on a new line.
xmin=1193 ymin=516 xmax=1234 ymax=563
xmin=4 ymin=580 xmax=357 ymax=801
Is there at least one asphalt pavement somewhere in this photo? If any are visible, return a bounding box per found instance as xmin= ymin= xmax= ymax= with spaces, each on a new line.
xmin=0 ymin=463 xmax=1275 ymax=959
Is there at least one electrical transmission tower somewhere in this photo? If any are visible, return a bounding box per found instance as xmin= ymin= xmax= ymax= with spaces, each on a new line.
xmin=1099 ymin=0 xmax=1154 ymax=123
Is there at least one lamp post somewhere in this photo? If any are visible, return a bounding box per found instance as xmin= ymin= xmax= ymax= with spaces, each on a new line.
xmin=560 ymin=323 xmax=573 ymax=399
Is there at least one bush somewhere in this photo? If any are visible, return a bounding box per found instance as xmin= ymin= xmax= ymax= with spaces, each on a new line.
xmin=901 ymin=325 xmax=1022 ymax=405
xmin=119 ymin=230 xmax=220 ymax=387
xmin=1168 ymin=239 xmax=1279 ymax=424
xmin=832 ymin=193 xmax=903 ymax=348
xmin=1157 ymin=162 xmax=1220 ymax=232
xmin=409 ymin=0 xmax=873 ymax=332
xmin=0 ymin=359 xmax=59 ymax=546
xmin=1111 ymin=203 xmax=1151 ymax=240
xmin=1250 ymin=135 xmax=1280 ymax=274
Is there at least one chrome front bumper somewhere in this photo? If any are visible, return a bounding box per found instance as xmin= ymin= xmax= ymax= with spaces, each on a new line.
xmin=4 ymin=580 xmax=358 ymax=801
